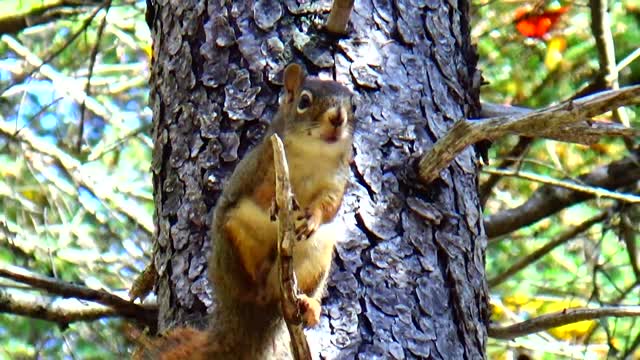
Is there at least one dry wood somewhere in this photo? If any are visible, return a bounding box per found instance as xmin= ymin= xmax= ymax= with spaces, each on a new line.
xmin=0 ymin=290 xmax=123 ymax=325
xmin=419 ymin=85 xmax=640 ymax=184
xmin=482 ymin=168 xmax=640 ymax=203
xmin=270 ymin=134 xmax=312 ymax=360
xmin=325 ymin=0 xmax=354 ymax=34
xmin=0 ymin=264 xmax=157 ymax=326
xmin=489 ymin=306 xmax=640 ymax=340
xmin=590 ymin=0 xmax=628 ymax=127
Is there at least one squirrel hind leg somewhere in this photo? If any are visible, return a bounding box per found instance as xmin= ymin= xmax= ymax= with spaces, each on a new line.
xmin=263 ymin=220 xmax=338 ymax=299
xmin=259 ymin=221 xmax=339 ymax=325
xmin=293 ymin=221 xmax=339 ymax=295
xmin=223 ymin=198 xmax=277 ymax=285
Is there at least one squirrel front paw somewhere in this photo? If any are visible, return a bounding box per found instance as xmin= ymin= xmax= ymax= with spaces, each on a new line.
xmin=294 ymin=208 xmax=320 ymax=241
xmin=298 ymin=295 xmax=322 ymax=327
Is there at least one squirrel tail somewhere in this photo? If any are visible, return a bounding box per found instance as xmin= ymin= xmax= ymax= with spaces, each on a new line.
xmin=130 ymin=326 xmax=210 ymax=360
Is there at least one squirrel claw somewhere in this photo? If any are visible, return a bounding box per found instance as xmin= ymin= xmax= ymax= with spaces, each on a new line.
xmin=291 ymin=197 xmax=301 ymax=212
xmin=294 ymin=209 xmax=319 ymax=241
xmin=269 ymin=200 xmax=279 ymax=222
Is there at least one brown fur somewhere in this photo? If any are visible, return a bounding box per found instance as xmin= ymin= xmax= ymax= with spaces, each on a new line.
xmin=136 ymin=64 xmax=355 ymax=359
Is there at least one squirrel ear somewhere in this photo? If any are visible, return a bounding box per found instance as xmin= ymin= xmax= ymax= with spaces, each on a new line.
xmin=283 ymin=64 xmax=305 ymax=100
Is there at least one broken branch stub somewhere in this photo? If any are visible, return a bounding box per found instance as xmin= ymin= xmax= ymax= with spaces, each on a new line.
xmin=325 ymin=0 xmax=354 ymax=35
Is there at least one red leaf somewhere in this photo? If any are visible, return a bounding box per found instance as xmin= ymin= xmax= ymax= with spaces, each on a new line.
xmin=515 ymin=6 xmax=570 ymax=39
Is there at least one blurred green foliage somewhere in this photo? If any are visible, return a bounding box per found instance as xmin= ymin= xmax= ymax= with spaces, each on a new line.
xmin=474 ymin=0 xmax=640 ymax=358
xmin=0 ymin=0 xmax=638 ymax=359
xmin=0 ymin=0 xmax=151 ymax=358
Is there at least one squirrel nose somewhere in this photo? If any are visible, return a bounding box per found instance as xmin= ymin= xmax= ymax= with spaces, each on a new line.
xmin=330 ymin=115 xmax=343 ymax=128
xmin=330 ymin=108 xmax=346 ymax=128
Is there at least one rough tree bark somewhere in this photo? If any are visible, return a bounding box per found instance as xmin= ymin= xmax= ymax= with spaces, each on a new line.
xmin=147 ymin=0 xmax=488 ymax=358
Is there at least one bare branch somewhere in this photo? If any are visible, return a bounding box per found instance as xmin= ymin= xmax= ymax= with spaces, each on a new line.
xmin=488 ymin=211 xmax=609 ymax=287
xmin=535 ymin=121 xmax=639 ymax=144
xmin=488 ymin=306 xmax=640 ymax=340
xmin=620 ymin=209 xmax=640 ymax=281
xmin=621 ymin=328 xmax=640 ymax=359
xmin=483 ymin=102 xmax=639 ymax=143
xmin=484 ymin=155 xmax=640 ymax=238
xmin=1 ymin=34 xmax=124 ymax=123
xmin=479 ymin=137 xmax=532 ymax=206
xmin=0 ymin=2 xmax=107 ymax=100
xmin=482 ymin=168 xmax=640 ymax=203
xmin=0 ymin=264 xmax=157 ymax=327
xmin=0 ymin=290 xmax=122 ymax=325
xmin=87 ymin=124 xmax=151 ymax=161
xmin=590 ymin=0 xmax=628 ymax=127
xmin=479 ymin=102 xmax=531 ymax=118
xmin=418 ymin=85 xmax=640 ymax=184
xmin=325 ymin=0 xmax=354 ymax=35
xmin=270 ymin=134 xmax=312 ymax=360
xmin=0 ymin=1 xmax=90 ymax=35
xmin=78 ymin=0 xmax=112 ymax=152
xmin=616 ymin=47 xmax=640 ymax=73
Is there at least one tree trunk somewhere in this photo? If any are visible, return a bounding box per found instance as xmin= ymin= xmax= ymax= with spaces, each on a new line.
xmin=148 ymin=0 xmax=488 ymax=358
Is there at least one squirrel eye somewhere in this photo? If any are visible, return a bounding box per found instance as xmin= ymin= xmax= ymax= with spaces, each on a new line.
xmin=297 ymin=91 xmax=313 ymax=113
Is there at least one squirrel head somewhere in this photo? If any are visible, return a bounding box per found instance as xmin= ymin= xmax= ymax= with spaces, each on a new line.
xmin=275 ymin=64 xmax=355 ymax=148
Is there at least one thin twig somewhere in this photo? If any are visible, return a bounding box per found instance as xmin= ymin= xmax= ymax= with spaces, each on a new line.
xmin=1 ymin=34 xmax=121 ymax=123
xmin=270 ymin=134 xmax=312 ymax=360
xmin=482 ymin=168 xmax=640 ymax=203
xmin=619 ymin=209 xmax=640 ymax=281
xmin=87 ymin=123 xmax=151 ymax=161
xmin=479 ymin=137 xmax=532 ymax=206
xmin=78 ymin=0 xmax=112 ymax=152
xmin=484 ymin=155 xmax=640 ymax=239
xmin=0 ymin=220 xmax=37 ymax=261
xmin=621 ymin=328 xmax=640 ymax=359
xmin=0 ymin=117 xmax=154 ymax=235
xmin=0 ymin=3 xmax=104 ymax=94
xmin=589 ymin=0 xmax=628 ymax=127
xmin=616 ymin=47 xmax=640 ymax=73
xmin=26 ymin=98 xmax=64 ymax=128
xmin=0 ymin=1 xmax=85 ymax=34
xmin=24 ymin=151 xmax=122 ymax=232
xmin=418 ymin=85 xmax=640 ymax=184
xmin=488 ymin=306 xmax=640 ymax=340
xmin=488 ymin=211 xmax=609 ymax=287
xmin=581 ymin=280 xmax=640 ymax=345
